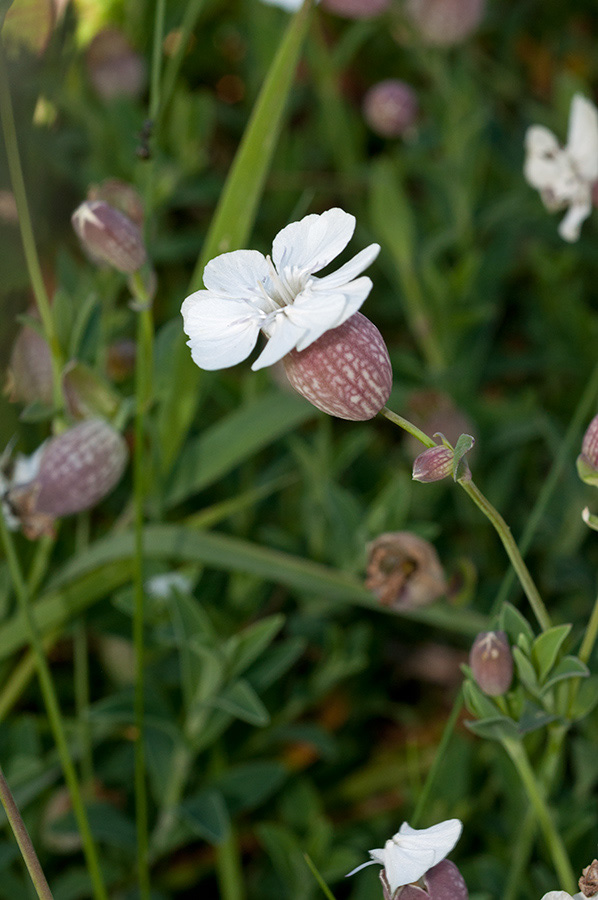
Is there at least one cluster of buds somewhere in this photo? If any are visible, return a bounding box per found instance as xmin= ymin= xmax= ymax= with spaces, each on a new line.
xmin=365 ymin=531 xmax=446 ymax=609
xmin=469 ymin=631 xmax=514 ymax=696
xmin=1 ymin=419 xmax=128 ymax=539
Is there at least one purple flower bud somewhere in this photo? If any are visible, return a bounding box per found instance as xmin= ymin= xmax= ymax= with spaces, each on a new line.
xmin=469 ymin=631 xmax=513 ymax=696
xmin=87 ymin=179 xmax=144 ymax=229
xmin=86 ymin=27 xmax=146 ymax=101
xmin=366 ymin=531 xmax=446 ymax=609
xmin=394 ymin=860 xmax=469 ymax=899
xmin=7 ymin=419 xmax=128 ymax=539
xmin=72 ymin=200 xmax=147 ymax=274
xmin=321 ymin=0 xmax=390 ymax=19
xmin=283 ymin=312 xmax=392 ymax=421
xmin=5 ymin=319 xmax=54 ymax=407
xmin=405 ymin=0 xmax=485 ymax=46
xmin=412 ymin=445 xmax=455 ymax=483
xmin=363 ymin=80 xmax=419 ymax=138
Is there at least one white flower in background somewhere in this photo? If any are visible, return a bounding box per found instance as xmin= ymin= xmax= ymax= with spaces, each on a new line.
xmin=346 ymin=819 xmax=462 ymax=894
xmin=524 ymin=93 xmax=598 ymax=242
xmin=540 ymin=893 xmax=585 ymax=899
xmin=260 ymin=0 xmax=318 ymax=10
xmin=181 ymin=208 xmax=380 ymax=371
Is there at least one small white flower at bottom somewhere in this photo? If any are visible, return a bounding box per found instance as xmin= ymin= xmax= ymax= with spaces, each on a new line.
xmin=345 ymin=818 xmax=462 ymax=895
xmin=540 ymin=893 xmax=585 ymax=900
xmin=524 ymin=93 xmax=598 ymax=242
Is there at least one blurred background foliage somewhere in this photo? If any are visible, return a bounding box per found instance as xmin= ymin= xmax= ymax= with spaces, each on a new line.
xmin=1 ymin=0 xmax=598 ymax=898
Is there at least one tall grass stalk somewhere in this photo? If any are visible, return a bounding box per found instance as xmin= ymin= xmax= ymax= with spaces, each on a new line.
xmin=0 ymin=765 xmax=54 ymax=900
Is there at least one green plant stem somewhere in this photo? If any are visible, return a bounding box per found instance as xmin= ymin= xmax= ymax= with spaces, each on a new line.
xmin=0 ymin=765 xmax=54 ymax=900
xmin=158 ymin=0 xmax=207 ymax=126
xmin=493 ymin=359 xmax=598 ymax=614
xmin=304 ymin=854 xmax=337 ymax=900
xmin=578 ymin=589 xmax=598 ymax=665
xmin=132 ymin=279 xmax=154 ymax=898
xmin=150 ymin=744 xmax=193 ymax=860
xmin=0 ymin=514 xmax=107 ymax=900
xmin=410 ymin=688 xmax=463 ymax=827
xmin=379 ymin=406 xmax=551 ymax=631
xmin=459 ymin=479 xmax=551 ymax=632
xmin=0 ymin=42 xmax=64 ymax=416
xmin=215 ymin=830 xmax=247 ymax=900
xmin=501 ymin=737 xmax=576 ymax=892
xmin=74 ymin=515 xmax=93 ymax=788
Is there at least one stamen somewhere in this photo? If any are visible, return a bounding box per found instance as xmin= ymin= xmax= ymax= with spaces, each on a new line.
xmin=266 ymin=255 xmax=295 ymax=306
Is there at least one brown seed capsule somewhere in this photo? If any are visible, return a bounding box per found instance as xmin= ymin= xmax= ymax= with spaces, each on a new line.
xmin=363 ymin=80 xmax=419 ymax=139
xmin=405 ymin=0 xmax=485 ymax=46
xmin=394 ymin=860 xmax=469 ymax=899
xmin=469 ymin=631 xmax=513 ymax=696
xmin=72 ymin=200 xmax=147 ymax=274
xmin=580 ymin=859 xmax=598 ymax=898
xmin=283 ymin=312 xmax=392 ymax=421
xmin=366 ymin=531 xmax=446 ymax=609
xmin=7 ymin=419 xmax=128 ymax=539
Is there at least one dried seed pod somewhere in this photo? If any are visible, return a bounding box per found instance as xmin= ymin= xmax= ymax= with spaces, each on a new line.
xmin=469 ymin=631 xmax=513 ymax=696
xmin=405 ymin=0 xmax=485 ymax=46
xmin=72 ymin=200 xmax=146 ymax=274
xmin=283 ymin=312 xmax=392 ymax=421
xmin=580 ymin=859 xmax=598 ymax=897
xmin=363 ymin=80 xmax=419 ymax=138
xmin=366 ymin=531 xmax=446 ymax=609
xmin=7 ymin=419 xmax=128 ymax=539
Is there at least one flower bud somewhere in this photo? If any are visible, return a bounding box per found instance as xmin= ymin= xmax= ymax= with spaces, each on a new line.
xmin=86 ymin=27 xmax=146 ymax=101
xmin=321 ymin=0 xmax=390 ymax=19
xmin=6 ymin=419 xmax=128 ymax=539
xmin=72 ymin=200 xmax=147 ymax=274
xmin=578 ymin=414 xmax=598 ymax=486
xmin=5 ymin=320 xmax=54 ymax=407
xmin=87 ymin=179 xmax=144 ymax=229
xmin=405 ymin=0 xmax=485 ymax=46
xmin=394 ymin=860 xmax=469 ymax=899
xmin=283 ymin=312 xmax=392 ymax=421
xmin=363 ymin=80 xmax=419 ymax=138
xmin=469 ymin=631 xmax=513 ymax=696
xmin=412 ymin=445 xmax=455 ymax=483
xmin=366 ymin=531 xmax=446 ymax=609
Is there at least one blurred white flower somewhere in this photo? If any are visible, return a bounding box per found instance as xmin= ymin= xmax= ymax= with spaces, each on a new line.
xmin=540 ymin=893 xmax=585 ymax=900
xmin=181 ymin=208 xmax=379 ymax=371
xmin=346 ymin=819 xmax=462 ymax=894
xmin=524 ymin=93 xmax=598 ymax=242
xmin=260 ymin=0 xmax=318 ymax=9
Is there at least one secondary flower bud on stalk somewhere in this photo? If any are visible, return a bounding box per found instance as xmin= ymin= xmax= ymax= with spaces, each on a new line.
xmin=412 ymin=445 xmax=454 ymax=483
xmin=366 ymin=531 xmax=446 ymax=608
xmin=5 ymin=319 xmax=54 ymax=407
xmin=363 ymin=80 xmax=419 ymax=138
xmin=404 ymin=0 xmax=485 ymax=46
xmin=4 ymin=419 xmax=128 ymax=539
xmin=578 ymin=414 xmax=598 ymax=486
xmin=469 ymin=631 xmax=513 ymax=696
xmin=283 ymin=311 xmax=392 ymax=420
xmin=72 ymin=200 xmax=147 ymax=274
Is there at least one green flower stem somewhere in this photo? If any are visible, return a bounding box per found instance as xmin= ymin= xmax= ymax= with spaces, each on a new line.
xmin=304 ymin=854 xmax=338 ymax=900
xmin=578 ymin=589 xmax=598 ymax=666
xmin=131 ymin=278 xmax=154 ymax=900
xmin=410 ymin=688 xmax=464 ymax=828
xmin=501 ymin=736 xmax=576 ymax=892
xmin=74 ymin=515 xmax=93 ymax=788
xmin=493 ymin=358 xmax=598 ymax=614
xmin=458 ymin=479 xmax=551 ymax=632
xmin=157 ymin=0 xmax=207 ymax=126
xmin=149 ymin=0 xmax=167 ymax=122
xmin=0 ymin=514 xmax=107 ymax=900
xmin=0 ymin=42 xmax=64 ymax=416
xmin=150 ymin=744 xmax=193 ymax=859
xmin=0 ymin=765 xmax=54 ymax=900
xmin=215 ymin=830 xmax=247 ymax=900
xmin=379 ymin=406 xmax=551 ymax=631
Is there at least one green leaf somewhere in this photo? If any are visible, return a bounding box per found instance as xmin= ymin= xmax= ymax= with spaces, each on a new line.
xmin=540 ymin=655 xmax=589 ymax=694
xmin=157 ymin=0 xmax=316 ymax=471
xmin=451 ymin=433 xmax=475 ymax=482
xmin=463 ymin=679 xmax=502 ymax=720
xmin=498 ymin=602 xmax=535 ymax=647
xmin=164 ymin=392 xmax=315 ymax=508
xmin=576 ymin=454 xmax=598 ymax=487
xmin=512 ymin=646 xmax=539 ymax=694
xmin=570 ymin=675 xmax=598 ymax=719
xmin=517 ymin=701 xmax=558 ymax=734
xmin=0 ymin=0 xmax=14 ymax=30
xmin=214 ymin=761 xmax=287 ymax=813
xmin=179 ymin=789 xmax=230 ymax=845
xmin=369 ymin=156 xmax=415 ymax=272
xmin=226 ymin=614 xmax=285 ymax=679
xmin=465 ymin=716 xmax=520 ymax=742
xmin=531 ymin=624 xmax=571 ymax=682
xmin=211 ymin=679 xmax=270 ymax=726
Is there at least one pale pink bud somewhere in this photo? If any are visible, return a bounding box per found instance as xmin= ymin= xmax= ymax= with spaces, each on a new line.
xmin=7 ymin=419 xmax=128 ymax=539
xmin=283 ymin=312 xmax=392 ymax=421
xmin=412 ymin=445 xmax=454 ymax=483
xmin=86 ymin=27 xmax=146 ymax=101
xmin=321 ymin=0 xmax=390 ymax=18
xmin=469 ymin=631 xmax=513 ymax=696
xmin=72 ymin=200 xmax=146 ymax=274
xmin=577 ymin=414 xmax=598 ymax=486
xmin=5 ymin=321 xmax=54 ymax=407
xmin=366 ymin=531 xmax=446 ymax=609
xmin=393 ymin=860 xmax=469 ymax=899
xmin=405 ymin=0 xmax=485 ymax=46
xmin=87 ymin=179 xmax=144 ymax=229
xmin=363 ymin=80 xmax=419 ymax=138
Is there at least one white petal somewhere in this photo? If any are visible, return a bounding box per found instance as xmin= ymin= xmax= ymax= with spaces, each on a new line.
xmin=182 ymin=291 xmax=262 ymax=370
xmin=566 ymin=94 xmax=598 ymax=182
xmin=250 ymin=315 xmax=306 ymax=370
xmin=315 ymin=243 xmax=380 ymax=289
xmin=260 ymin=0 xmax=304 ymax=8
xmin=272 ymin=208 xmax=355 ymax=275
xmin=202 ymin=249 xmax=271 ymax=301
xmin=558 ymin=197 xmax=592 ymax=242
xmin=383 ymin=841 xmax=435 ymax=893
xmin=345 ymin=859 xmax=378 ymax=880
xmin=540 ymin=894 xmax=576 ymax=900
xmin=398 ymin=819 xmax=462 ymax=865
xmin=289 ymin=277 xmax=373 ymax=351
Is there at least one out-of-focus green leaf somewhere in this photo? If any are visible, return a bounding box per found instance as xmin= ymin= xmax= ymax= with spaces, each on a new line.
xmin=226 ymin=614 xmax=285 ymax=679
xmin=540 ymin=656 xmax=589 ymax=694
xmin=531 ymin=623 xmax=571 ymax=682
xmin=179 ymin=789 xmax=230 ymax=845
xmin=213 ymin=761 xmax=288 ymax=814
xmin=211 ymin=679 xmax=270 ymax=727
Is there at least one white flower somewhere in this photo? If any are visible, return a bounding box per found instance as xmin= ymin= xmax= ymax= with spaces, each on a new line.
xmin=345 ymin=818 xmax=462 ymax=894
xmin=540 ymin=893 xmax=585 ymax=900
xmin=181 ymin=208 xmax=380 ymax=372
xmin=524 ymin=93 xmax=598 ymax=242
xmin=260 ymin=0 xmax=319 ymax=10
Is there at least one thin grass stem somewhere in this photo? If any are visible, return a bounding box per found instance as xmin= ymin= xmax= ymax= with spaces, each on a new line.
xmin=0 ymin=765 xmax=54 ymax=900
